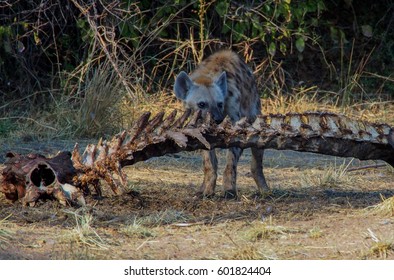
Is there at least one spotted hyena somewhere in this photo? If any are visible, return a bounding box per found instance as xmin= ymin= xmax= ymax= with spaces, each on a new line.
xmin=174 ymin=50 xmax=269 ymax=198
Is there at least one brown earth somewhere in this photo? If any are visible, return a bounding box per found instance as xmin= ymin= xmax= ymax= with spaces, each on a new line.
xmin=0 ymin=140 xmax=393 ymax=260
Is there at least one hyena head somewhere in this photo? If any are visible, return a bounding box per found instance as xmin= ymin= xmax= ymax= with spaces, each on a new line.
xmin=174 ymin=71 xmax=227 ymax=124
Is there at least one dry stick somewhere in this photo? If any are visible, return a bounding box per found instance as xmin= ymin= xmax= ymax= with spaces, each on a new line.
xmin=70 ymin=0 xmax=135 ymax=99
xmin=346 ymin=163 xmax=387 ymax=172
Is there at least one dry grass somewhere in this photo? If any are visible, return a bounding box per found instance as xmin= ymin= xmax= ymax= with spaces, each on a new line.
xmin=367 ymin=195 xmax=394 ymax=217
xmin=123 ymin=93 xmax=183 ymax=124
xmin=230 ymin=245 xmax=278 ymax=260
xmin=368 ymin=241 xmax=394 ymax=259
xmin=120 ymin=218 xmax=157 ymax=239
xmin=137 ymin=210 xmax=193 ymax=226
xmin=52 ymin=63 xmax=130 ymax=138
xmin=263 ymin=87 xmax=324 ymax=114
xmin=263 ymin=87 xmax=394 ymax=124
xmin=1 ymin=0 xmax=393 ymax=142
xmin=0 ymin=214 xmax=12 ymax=246
xmin=242 ymin=219 xmax=300 ymax=242
xmin=62 ymin=209 xmax=108 ymax=250
xmin=1 ymin=0 xmax=393 ymax=262
xmin=309 ymin=227 xmax=324 ymax=239
xmin=299 ymin=160 xmax=356 ymax=189
xmin=0 ymin=147 xmax=393 ymax=259
xmin=6 ymin=90 xmax=391 ymax=142
xmin=364 ymin=228 xmax=394 ymax=259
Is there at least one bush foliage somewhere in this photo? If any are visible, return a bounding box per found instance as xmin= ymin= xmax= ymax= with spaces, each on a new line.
xmin=0 ymin=0 xmax=393 ymax=136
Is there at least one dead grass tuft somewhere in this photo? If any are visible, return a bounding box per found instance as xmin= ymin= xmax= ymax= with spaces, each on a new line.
xmin=230 ymin=245 xmax=278 ymax=260
xmin=62 ymin=209 xmax=108 ymax=250
xmin=368 ymin=241 xmax=394 ymax=259
xmin=57 ymin=62 xmax=130 ymax=138
xmin=243 ymin=219 xmax=299 ymax=242
xmin=120 ymin=218 xmax=157 ymax=239
xmin=309 ymin=226 xmax=324 ymax=239
xmin=123 ymin=93 xmax=183 ymax=125
xmin=263 ymin=87 xmax=326 ymax=114
xmin=299 ymin=160 xmax=355 ymax=188
xmin=0 ymin=214 xmax=13 ymax=246
xmin=364 ymin=228 xmax=394 ymax=259
xmin=138 ymin=209 xmax=192 ymax=226
xmin=54 ymin=242 xmax=107 ymax=260
xmin=263 ymin=86 xmax=394 ymax=124
xmin=367 ymin=195 xmax=394 ymax=217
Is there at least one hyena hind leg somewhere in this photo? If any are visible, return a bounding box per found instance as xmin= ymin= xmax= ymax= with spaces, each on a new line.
xmin=251 ymin=147 xmax=270 ymax=194
xmin=198 ymin=149 xmax=218 ymax=197
xmin=222 ymin=147 xmax=243 ymax=199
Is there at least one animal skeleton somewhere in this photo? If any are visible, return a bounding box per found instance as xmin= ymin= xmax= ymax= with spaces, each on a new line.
xmin=1 ymin=109 xmax=393 ymax=206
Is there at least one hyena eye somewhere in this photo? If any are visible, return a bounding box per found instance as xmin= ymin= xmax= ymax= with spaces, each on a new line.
xmin=197 ymin=102 xmax=206 ymax=109
xmin=217 ymin=102 xmax=223 ymax=109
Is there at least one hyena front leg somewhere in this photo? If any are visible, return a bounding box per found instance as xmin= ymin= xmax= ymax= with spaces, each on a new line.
xmin=223 ymin=147 xmax=243 ymax=199
xmin=198 ymin=149 xmax=218 ymax=197
xmin=251 ymin=147 xmax=269 ymax=193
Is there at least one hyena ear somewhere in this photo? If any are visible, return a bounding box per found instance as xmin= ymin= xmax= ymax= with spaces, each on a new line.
xmin=174 ymin=71 xmax=193 ymax=100
xmin=216 ymin=71 xmax=227 ymax=97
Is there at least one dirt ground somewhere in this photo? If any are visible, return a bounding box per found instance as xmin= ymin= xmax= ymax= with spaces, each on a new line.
xmin=0 ymin=140 xmax=393 ymax=260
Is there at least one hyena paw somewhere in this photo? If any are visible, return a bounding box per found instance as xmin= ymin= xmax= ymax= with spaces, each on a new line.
xmin=223 ymin=190 xmax=237 ymax=200
xmin=194 ymin=191 xmax=215 ymax=199
xmin=252 ymin=189 xmax=272 ymax=199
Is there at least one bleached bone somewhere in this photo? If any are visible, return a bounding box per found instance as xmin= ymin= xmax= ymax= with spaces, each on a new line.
xmin=1 ymin=110 xmax=393 ymax=205
xmin=71 ymin=110 xmax=394 ymax=196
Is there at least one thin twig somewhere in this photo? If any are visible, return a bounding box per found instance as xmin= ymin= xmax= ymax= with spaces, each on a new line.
xmin=0 ymin=117 xmax=57 ymax=131
xmin=347 ymin=163 xmax=387 ymax=172
xmin=70 ymin=0 xmax=135 ymax=98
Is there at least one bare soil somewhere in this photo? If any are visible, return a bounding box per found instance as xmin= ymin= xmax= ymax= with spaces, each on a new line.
xmin=0 ymin=140 xmax=393 ymax=260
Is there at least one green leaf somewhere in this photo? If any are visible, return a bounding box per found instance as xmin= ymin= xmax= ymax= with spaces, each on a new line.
xmin=361 ymin=25 xmax=373 ymax=38
xmin=33 ymin=32 xmax=41 ymax=45
xmin=293 ymin=7 xmax=304 ymax=21
xmin=234 ymin=22 xmax=247 ymax=37
xmin=3 ymin=38 xmax=12 ymax=53
xmin=252 ymin=18 xmax=262 ymax=32
xmin=268 ymin=42 xmax=276 ymax=56
xmin=317 ymin=1 xmax=327 ymax=12
xmin=17 ymin=41 xmax=25 ymax=53
xmin=338 ymin=29 xmax=348 ymax=44
xmin=215 ymin=0 xmax=229 ymax=17
xmin=295 ymin=37 xmax=305 ymax=53
xmin=222 ymin=23 xmax=231 ymax=34
xmin=279 ymin=42 xmax=287 ymax=54
xmin=282 ymin=29 xmax=291 ymax=38
xmin=311 ymin=17 xmax=319 ymax=27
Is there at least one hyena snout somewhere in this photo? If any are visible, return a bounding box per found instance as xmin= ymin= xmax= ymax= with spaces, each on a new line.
xmin=214 ymin=118 xmax=223 ymax=124
xmin=209 ymin=109 xmax=224 ymax=124
xmin=212 ymin=113 xmax=224 ymax=124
